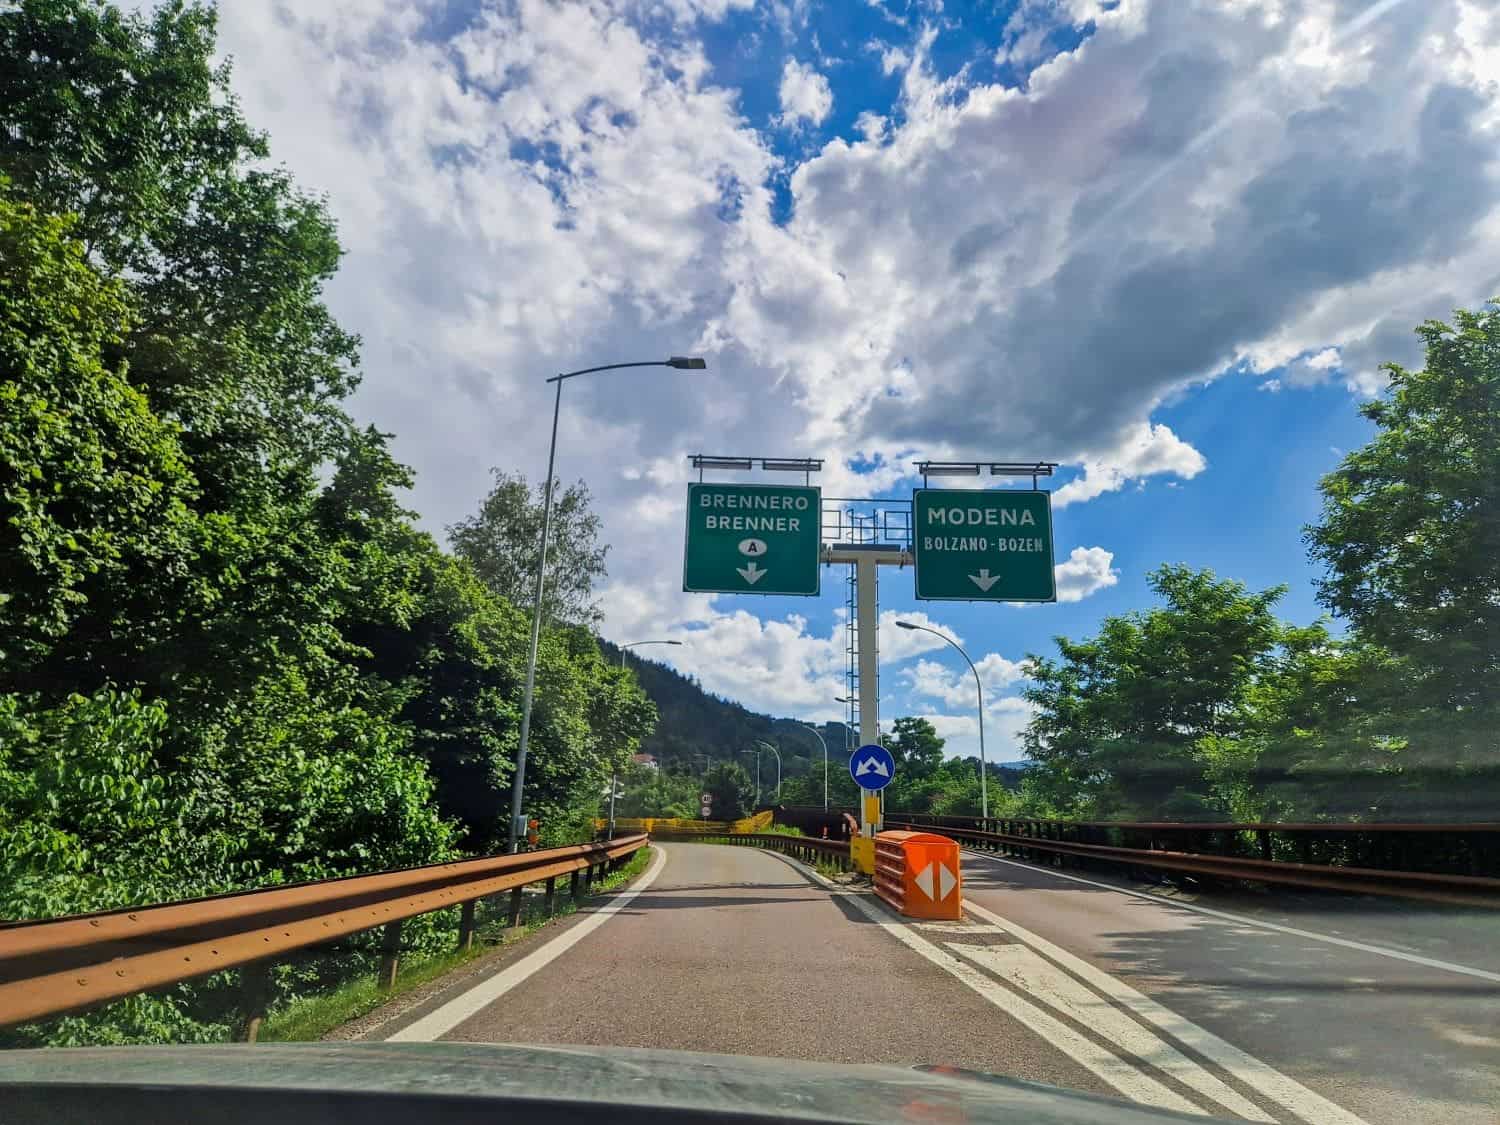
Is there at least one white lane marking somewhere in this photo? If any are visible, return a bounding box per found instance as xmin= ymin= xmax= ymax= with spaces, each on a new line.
xmin=964 ymin=849 xmax=1500 ymax=984
xmin=963 ymin=896 xmax=1370 ymax=1125
xmin=386 ymin=845 xmax=668 ymax=1042
xmin=761 ymin=852 xmax=1205 ymax=1115
xmin=948 ymin=943 xmax=1274 ymax=1122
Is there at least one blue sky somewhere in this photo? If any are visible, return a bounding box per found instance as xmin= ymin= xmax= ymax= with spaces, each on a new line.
xmin=196 ymin=0 xmax=1500 ymax=761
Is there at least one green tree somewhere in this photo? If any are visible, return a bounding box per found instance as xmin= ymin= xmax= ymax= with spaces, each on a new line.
xmin=616 ymin=763 xmax=701 ymax=819
xmin=702 ymin=761 xmax=754 ymax=821
xmin=1307 ymin=300 xmax=1500 ymax=793
xmin=887 ymin=717 xmax=945 ymax=781
xmin=1022 ymin=565 xmax=1287 ymax=819
xmin=0 ymin=189 xmax=197 ymax=683
xmin=448 ymin=470 xmax=608 ymax=627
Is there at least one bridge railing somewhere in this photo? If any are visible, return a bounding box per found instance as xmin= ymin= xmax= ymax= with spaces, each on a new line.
xmin=0 ymin=833 xmax=649 ymax=1038
xmin=881 ymin=813 xmax=1500 ymax=877
xmin=884 ymin=820 xmax=1500 ymax=908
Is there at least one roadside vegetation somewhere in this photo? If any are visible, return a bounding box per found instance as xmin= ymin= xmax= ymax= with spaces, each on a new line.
xmin=260 ymin=847 xmax=655 ymax=1043
xmin=1 ymin=1 xmax=652 ymax=1045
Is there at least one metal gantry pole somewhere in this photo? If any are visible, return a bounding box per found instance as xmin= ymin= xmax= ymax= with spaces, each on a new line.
xmin=507 ymin=377 xmax=563 ymax=854
xmin=855 ymin=553 xmax=881 ymax=836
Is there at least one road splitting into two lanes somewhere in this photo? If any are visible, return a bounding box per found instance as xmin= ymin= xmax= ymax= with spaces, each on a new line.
xmin=371 ymin=842 xmax=1496 ymax=1124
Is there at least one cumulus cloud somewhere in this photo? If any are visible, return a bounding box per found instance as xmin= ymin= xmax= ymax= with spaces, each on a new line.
xmin=915 ymin=693 xmax=1038 ymax=762
xmin=714 ymin=0 xmax=1500 ymax=478
xmin=1054 ymin=546 xmax=1119 ymax=603
xmin=1053 ymin=423 xmax=1207 ymax=508
xmin=778 ymin=59 xmax=833 ymax=126
xmin=192 ymin=0 xmax=1500 ymax=721
xmin=904 ymin=653 xmax=1025 ymax=708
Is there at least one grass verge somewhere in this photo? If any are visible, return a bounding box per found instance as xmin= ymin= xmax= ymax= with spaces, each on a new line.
xmin=259 ymin=845 xmax=655 ymax=1042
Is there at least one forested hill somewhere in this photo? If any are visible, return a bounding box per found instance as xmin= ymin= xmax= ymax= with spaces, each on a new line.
xmin=600 ymin=642 xmax=830 ymax=772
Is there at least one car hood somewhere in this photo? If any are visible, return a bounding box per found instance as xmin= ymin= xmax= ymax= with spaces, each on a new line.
xmin=0 ymin=1041 xmax=1220 ymax=1123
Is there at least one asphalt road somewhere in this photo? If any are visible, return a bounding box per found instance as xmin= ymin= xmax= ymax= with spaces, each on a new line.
xmin=373 ymin=842 xmax=1499 ymax=1124
xmin=959 ymin=850 xmax=1500 ymax=1125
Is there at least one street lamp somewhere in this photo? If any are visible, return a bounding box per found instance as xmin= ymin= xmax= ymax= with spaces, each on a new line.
xmin=756 ymin=740 xmax=782 ymax=802
xmin=795 ymin=723 xmax=829 ymax=810
xmin=895 ymin=620 xmax=990 ymax=818
xmin=507 ymin=357 xmax=707 ymax=853
xmin=609 ymin=640 xmax=683 ymax=839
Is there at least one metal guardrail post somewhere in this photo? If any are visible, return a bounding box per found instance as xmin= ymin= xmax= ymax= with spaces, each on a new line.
xmin=458 ymin=900 xmax=477 ymax=951
xmin=377 ymin=920 xmax=403 ymax=990
xmin=569 ymin=870 xmax=582 ymax=899
xmin=544 ymin=877 xmax=557 ymax=915
xmin=235 ymin=961 xmax=271 ymax=1043
xmin=507 ymin=887 xmax=525 ymax=928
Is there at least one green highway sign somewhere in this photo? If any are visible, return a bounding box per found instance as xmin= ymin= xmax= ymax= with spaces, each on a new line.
xmin=912 ymin=489 xmax=1056 ymax=602
xmin=683 ymin=482 xmax=821 ymax=596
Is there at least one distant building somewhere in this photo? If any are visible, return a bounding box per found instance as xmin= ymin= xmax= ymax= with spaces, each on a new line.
xmin=631 ymin=753 xmax=659 ymax=770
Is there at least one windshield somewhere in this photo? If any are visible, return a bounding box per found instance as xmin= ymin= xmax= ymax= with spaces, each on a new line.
xmin=2 ymin=2 xmax=1497 ymax=1123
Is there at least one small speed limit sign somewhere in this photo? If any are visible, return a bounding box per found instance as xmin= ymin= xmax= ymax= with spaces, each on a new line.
xmin=700 ymin=805 xmax=713 ymax=818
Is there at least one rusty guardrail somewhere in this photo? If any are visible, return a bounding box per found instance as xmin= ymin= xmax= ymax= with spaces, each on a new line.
xmin=882 ymin=813 xmax=1500 ymax=874
xmin=885 ymin=821 xmax=1500 ymax=908
xmin=0 ymin=833 xmax=650 ymax=1034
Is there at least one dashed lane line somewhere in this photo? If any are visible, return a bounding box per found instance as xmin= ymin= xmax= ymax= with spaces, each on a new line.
xmin=948 ymin=943 xmax=1274 ymax=1122
xmin=762 ymin=852 xmax=1205 ymax=1116
xmin=963 ymin=849 xmax=1500 ymax=984
xmin=963 ymin=894 xmax=1370 ymax=1125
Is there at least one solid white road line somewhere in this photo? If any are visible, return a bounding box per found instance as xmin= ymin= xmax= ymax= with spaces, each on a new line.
xmin=964 ymin=849 xmax=1500 ymax=984
xmin=762 ymin=851 xmax=1206 ymax=1115
xmin=963 ymin=895 xmax=1370 ymax=1125
xmin=386 ymin=844 xmax=669 ymax=1043
xmin=948 ymin=943 xmax=1274 ymax=1122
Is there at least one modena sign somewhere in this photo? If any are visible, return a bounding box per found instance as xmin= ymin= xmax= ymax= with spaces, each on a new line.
xmin=912 ymin=489 xmax=1055 ymax=602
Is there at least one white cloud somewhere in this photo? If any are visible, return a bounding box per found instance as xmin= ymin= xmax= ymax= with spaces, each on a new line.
xmin=1053 ymin=423 xmax=1207 ymax=508
xmin=778 ymin=59 xmax=833 ymax=127
xmin=190 ymin=0 xmax=1500 ymax=725
xmin=904 ymin=652 xmax=1025 ymax=708
xmin=1054 ymin=546 xmax=1119 ymax=603
xmin=914 ymin=693 xmax=1038 ymax=762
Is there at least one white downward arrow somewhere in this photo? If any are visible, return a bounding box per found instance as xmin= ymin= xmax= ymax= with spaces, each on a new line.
xmin=737 ymin=562 xmax=766 ymax=585
xmin=969 ymin=568 xmax=1001 ymax=592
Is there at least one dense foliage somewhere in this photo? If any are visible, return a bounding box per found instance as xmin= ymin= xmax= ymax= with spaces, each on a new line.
xmin=0 ymin=0 xmax=654 ymax=1044
xmin=1023 ymin=302 xmax=1500 ymax=822
xmin=449 ymin=469 xmax=609 ymax=628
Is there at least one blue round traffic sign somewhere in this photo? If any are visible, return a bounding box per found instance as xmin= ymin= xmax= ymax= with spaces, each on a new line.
xmin=849 ymin=744 xmax=895 ymax=791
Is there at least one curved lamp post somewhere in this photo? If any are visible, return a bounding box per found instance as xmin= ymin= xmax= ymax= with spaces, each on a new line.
xmin=894 ymin=620 xmax=990 ymax=818
xmin=507 ymin=357 xmax=707 ymax=853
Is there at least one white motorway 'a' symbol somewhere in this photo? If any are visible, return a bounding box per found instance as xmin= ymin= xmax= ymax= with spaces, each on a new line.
xmin=854 ymin=755 xmax=890 ymax=779
xmin=968 ymin=568 xmax=1001 ymax=592
xmin=737 ymin=561 xmax=766 ymax=585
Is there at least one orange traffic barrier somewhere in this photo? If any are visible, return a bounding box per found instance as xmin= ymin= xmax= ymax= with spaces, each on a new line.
xmin=874 ymin=830 xmax=963 ymax=920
